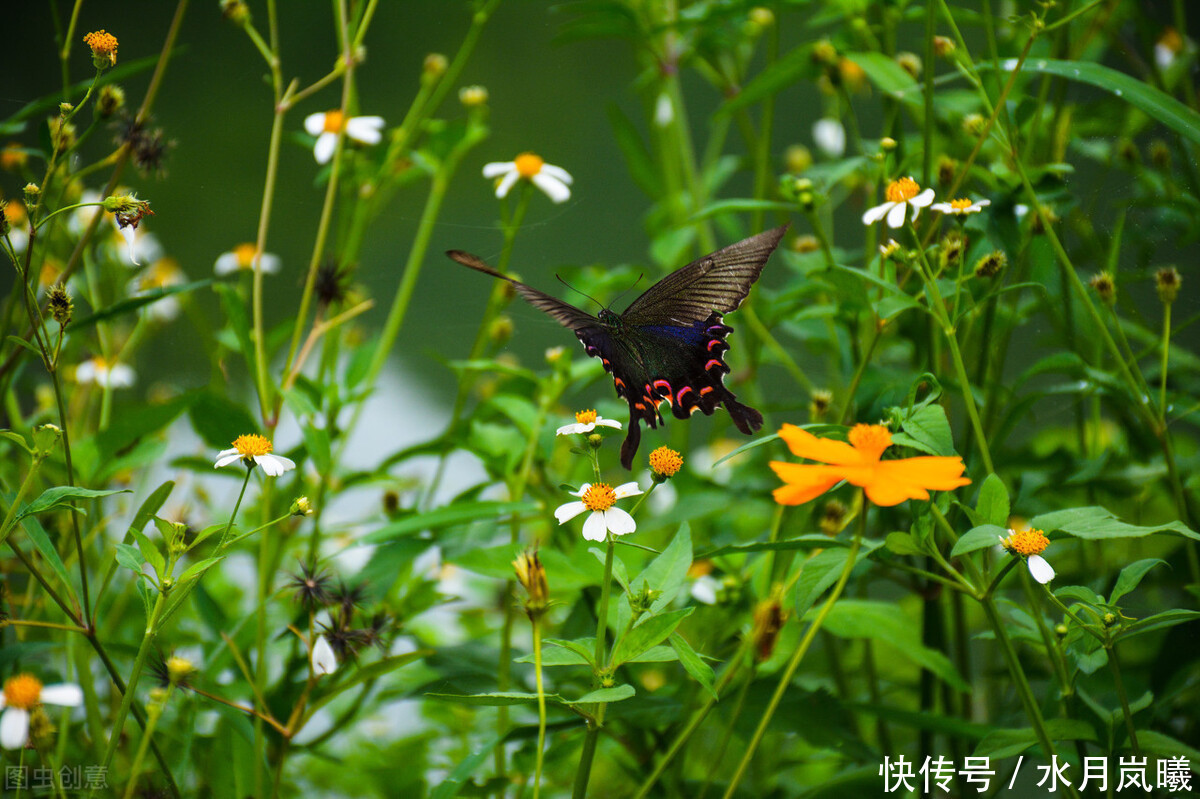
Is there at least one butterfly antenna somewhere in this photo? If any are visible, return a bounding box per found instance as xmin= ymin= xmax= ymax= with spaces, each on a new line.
xmin=608 ymin=274 xmax=644 ymax=310
xmin=555 ymin=274 xmax=606 ymax=311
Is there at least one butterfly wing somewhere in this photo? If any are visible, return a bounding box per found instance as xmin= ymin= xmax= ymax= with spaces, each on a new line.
xmin=447 ymin=250 xmax=600 ymax=332
xmin=620 ymin=225 xmax=788 ymax=326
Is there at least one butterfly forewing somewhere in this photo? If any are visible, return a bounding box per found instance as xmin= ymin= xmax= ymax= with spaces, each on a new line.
xmin=446 ymin=250 xmax=600 ymax=332
xmin=620 ymin=225 xmax=788 ymax=326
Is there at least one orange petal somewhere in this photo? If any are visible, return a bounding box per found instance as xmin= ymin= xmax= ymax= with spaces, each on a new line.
xmin=769 ymin=461 xmax=844 ymax=505
xmin=777 ymin=424 xmax=862 ymax=466
xmin=864 ymin=479 xmax=930 ymax=507
xmin=878 ymin=457 xmax=971 ymax=490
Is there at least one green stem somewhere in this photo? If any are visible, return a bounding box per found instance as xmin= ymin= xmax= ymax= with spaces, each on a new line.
xmin=121 ymin=686 xmax=172 ymax=799
xmin=572 ymin=535 xmax=616 ymax=799
xmin=532 ymin=615 xmax=547 ymax=799
xmin=1106 ymin=642 xmax=1141 ymax=755
xmin=98 ymin=591 xmax=166 ymax=776
xmin=219 ymin=467 xmax=255 ymax=547
xmin=1159 ymin=301 xmax=1172 ymax=422
xmin=721 ymin=496 xmax=865 ymax=798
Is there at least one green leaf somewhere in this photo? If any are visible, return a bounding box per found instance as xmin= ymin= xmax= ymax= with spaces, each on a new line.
xmin=542 ymin=638 xmax=595 ymax=667
xmin=607 ymin=103 xmax=661 ymax=198
xmin=309 ymin=652 xmax=428 ymax=714
xmin=794 ymin=541 xmax=881 ymax=618
xmin=71 ymin=279 xmax=212 ymax=329
xmin=116 ymin=543 xmax=145 ymax=573
xmin=974 ymin=719 xmax=1096 ymax=759
xmin=1113 ymin=609 xmax=1200 ymax=643
xmin=5 ymin=335 xmax=44 ymax=359
xmin=884 ymin=532 xmax=925 ymax=556
xmin=997 ymin=59 xmax=1200 ymax=148
xmin=698 ymin=534 xmax=846 ymax=559
xmin=720 ymin=43 xmax=816 ymax=115
xmin=1135 ymin=730 xmax=1200 ymax=771
xmin=18 ymin=515 xmax=74 ymax=593
xmin=361 ymin=501 xmax=540 ymax=544
xmin=565 ymin=684 xmax=635 ymax=705
xmin=899 ymin=404 xmax=955 ymax=457
xmin=951 ymin=525 xmax=1007 ymax=557
xmin=214 ymin=282 xmax=255 ymax=362
xmin=130 ymin=481 xmax=175 ymax=535
xmin=429 ymin=735 xmax=502 ymax=799
xmin=845 ymin=52 xmax=918 ymax=98
xmin=631 ymin=523 xmax=692 ymax=610
xmin=514 ymin=643 xmax=678 ymax=666
xmin=131 ymin=526 xmax=165 ymax=581
xmin=1031 ymin=507 xmax=1200 ymax=542
xmin=188 ymin=392 xmax=260 ymax=450
xmin=975 ymin=474 xmax=1010 ymax=527
xmin=17 ymin=486 xmax=130 ymax=520
xmin=821 ymin=600 xmax=969 ymax=692
xmin=1108 ymin=559 xmax=1166 ymax=605
xmin=692 ymin=199 xmax=798 ymax=220
xmin=0 ymin=430 xmax=32 ymax=454
xmin=670 ymin=633 xmax=716 ymax=699
xmin=610 ymin=607 xmax=694 ymax=668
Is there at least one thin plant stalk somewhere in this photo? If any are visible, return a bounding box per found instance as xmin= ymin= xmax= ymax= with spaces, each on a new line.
xmin=531 ymin=614 xmax=547 ymax=799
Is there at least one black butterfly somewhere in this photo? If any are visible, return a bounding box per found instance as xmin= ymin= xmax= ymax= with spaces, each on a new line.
xmin=448 ymin=225 xmax=788 ymax=469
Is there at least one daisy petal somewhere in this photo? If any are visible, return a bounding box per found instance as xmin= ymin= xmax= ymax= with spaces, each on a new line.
xmin=531 ymin=173 xmax=571 ymax=203
xmin=119 ymin=223 xmax=140 ymax=265
xmin=259 ymin=253 xmax=282 ymax=274
xmin=594 ymin=418 xmax=622 ymax=429
xmin=214 ymin=454 xmax=243 ymax=469
xmin=862 ymin=202 xmax=893 ymax=226
xmin=555 ymin=501 xmax=588 ymax=524
xmin=216 ymin=448 xmax=239 ymax=459
xmin=40 ymin=684 xmax=83 ymax=707
xmin=582 ymin=511 xmax=608 ymax=541
xmin=604 ymin=507 xmax=637 ymax=536
xmin=1027 ymin=554 xmax=1055 ymax=584
xmin=312 ymin=635 xmax=338 ymax=675
xmin=303 ymin=113 xmax=327 ymax=136
xmin=910 ymin=188 xmax=935 ymax=208
xmin=0 ymin=708 xmax=30 ymax=750
xmin=495 ymin=170 xmax=520 ymax=199
xmin=314 ymin=133 xmax=337 ymax=164
xmin=612 ymin=481 xmax=643 ymax=499
xmin=346 ymin=116 xmax=384 ymax=144
xmin=885 ymin=201 xmax=909 ymax=228
xmin=539 ymin=163 xmax=573 ymax=185
xmin=556 ymin=422 xmax=583 ymax=435
xmin=214 ymin=252 xmax=240 ymax=275
xmin=482 ymin=161 xmax=515 ymax=179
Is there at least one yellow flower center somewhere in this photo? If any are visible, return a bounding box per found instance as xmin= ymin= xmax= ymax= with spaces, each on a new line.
xmin=3 ymin=674 xmax=43 ymax=710
xmin=514 ymin=152 xmax=545 ymax=178
xmin=649 ymin=446 xmax=683 ymax=477
xmin=234 ymin=243 xmax=258 ymax=267
xmin=847 ymin=424 xmax=893 ymax=461
xmin=1002 ymin=527 xmax=1049 ymax=556
xmin=83 ymin=30 xmax=119 ymax=59
xmin=143 ymin=258 xmax=180 ymax=288
xmin=232 ymin=434 xmax=273 ymax=458
xmin=322 ymin=110 xmax=346 ymax=134
xmin=575 ymin=409 xmax=598 ymax=425
xmin=950 ymin=198 xmax=973 ymax=211
xmin=581 ymin=483 xmax=617 ymax=512
xmin=1159 ymin=27 xmax=1183 ymax=54
xmin=885 ymin=177 xmax=920 ymax=203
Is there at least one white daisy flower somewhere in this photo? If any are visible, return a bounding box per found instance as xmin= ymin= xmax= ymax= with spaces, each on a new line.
xmin=556 ymin=409 xmax=622 ymax=436
xmin=0 ymin=674 xmax=83 ymax=750
xmin=930 ymin=197 xmax=991 ymax=216
xmin=862 ymin=177 xmax=936 ymax=228
xmin=75 ymin=357 xmax=135 ymax=389
xmin=128 ymin=257 xmax=186 ymax=321
xmin=654 ymin=92 xmax=674 ymax=127
xmin=812 ymin=117 xmax=846 ymax=158
xmin=303 ymin=111 xmax=385 ymax=165
xmin=554 ymin=481 xmax=642 ymax=542
xmin=690 ymin=574 xmax=721 ymax=605
xmin=214 ymin=434 xmax=296 ymax=476
xmin=214 ymin=243 xmax=281 ymax=276
xmin=999 ymin=527 xmax=1056 ymax=585
xmin=311 ymin=635 xmax=338 ymax=676
xmin=482 ymin=152 xmax=573 ymax=204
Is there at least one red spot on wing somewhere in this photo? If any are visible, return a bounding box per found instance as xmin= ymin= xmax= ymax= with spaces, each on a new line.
xmin=707 ymin=339 xmax=722 ymax=351
xmin=699 ymin=386 xmax=714 ymax=396
xmin=675 ymin=386 xmax=694 ymax=405
xmin=705 ymin=359 xmax=725 ymax=372
xmin=653 ymin=379 xmax=672 ymax=393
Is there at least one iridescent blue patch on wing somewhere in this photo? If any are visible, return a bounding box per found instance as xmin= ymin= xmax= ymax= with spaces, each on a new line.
xmin=638 ymin=323 xmax=707 ymax=344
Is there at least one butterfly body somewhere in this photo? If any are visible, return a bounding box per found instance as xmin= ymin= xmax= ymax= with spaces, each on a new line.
xmin=449 ymin=225 xmax=788 ymax=468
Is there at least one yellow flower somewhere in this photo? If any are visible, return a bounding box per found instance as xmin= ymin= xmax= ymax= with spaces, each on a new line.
xmin=214 ymin=434 xmax=295 ymax=476
xmin=862 ymin=177 xmax=936 ymax=228
xmin=83 ymin=30 xmax=118 ymax=67
xmin=770 ymin=423 xmax=971 ymax=507
xmin=999 ymin=526 xmax=1055 ymax=584
xmin=554 ymin=481 xmax=642 ymax=541
xmin=556 ymin=409 xmax=621 ymax=436
xmin=930 ymin=197 xmax=991 ymax=216
xmin=649 ymin=446 xmax=683 ymax=479
xmin=214 ymin=243 xmax=280 ymax=276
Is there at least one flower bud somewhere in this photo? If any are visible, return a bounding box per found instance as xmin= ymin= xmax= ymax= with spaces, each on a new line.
xmin=649 ymin=446 xmax=683 ymax=482
xmin=819 ymin=498 xmax=847 ymax=536
xmin=83 ymin=30 xmax=118 ymax=69
xmin=97 ymin=85 xmax=125 ymax=118
xmin=459 ymin=85 xmax=489 ymax=108
xmin=1155 ymin=267 xmax=1180 ymax=304
xmin=423 ymin=53 xmax=448 ymax=79
xmin=24 ymin=183 xmax=41 ymax=207
xmin=933 ymin=36 xmax=956 ymax=57
xmin=33 ymin=423 xmax=62 ymax=456
xmin=785 ymin=144 xmax=812 ymax=174
xmin=220 ymin=0 xmax=251 ymax=24
xmin=47 ymin=285 xmax=73 ymax=327
xmin=513 ymin=549 xmax=549 ymax=617
xmin=790 ymin=234 xmax=819 ymax=254
xmin=1090 ymin=272 xmax=1115 ymax=305
xmin=290 ymin=496 xmax=315 ymax=517
xmin=895 ymin=52 xmax=922 ymax=79
xmin=809 ymin=389 xmax=833 ymax=422
xmin=973 ymin=250 xmax=1007 ymax=279
xmin=752 ymin=595 xmax=785 ymax=661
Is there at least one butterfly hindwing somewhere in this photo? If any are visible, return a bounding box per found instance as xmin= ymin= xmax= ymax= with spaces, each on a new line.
xmin=449 ymin=224 xmax=786 ymax=469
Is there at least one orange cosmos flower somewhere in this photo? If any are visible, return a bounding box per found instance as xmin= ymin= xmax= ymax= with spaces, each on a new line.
xmin=770 ymin=423 xmax=971 ymax=507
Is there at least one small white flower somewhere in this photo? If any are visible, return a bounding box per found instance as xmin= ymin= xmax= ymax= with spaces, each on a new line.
xmin=128 ymin=258 xmax=187 ymax=321
xmin=214 ymin=243 xmax=281 ymax=276
xmin=690 ymin=575 xmax=721 ymax=605
xmin=214 ymin=434 xmax=296 ymax=476
xmin=304 ymin=111 xmax=385 ymax=164
xmin=75 ymin=357 xmax=135 ymax=389
xmin=554 ymin=481 xmax=642 ymax=542
xmin=999 ymin=527 xmax=1056 ymax=585
xmin=556 ymin=409 xmax=622 ymax=436
xmin=930 ymin=197 xmax=991 ymax=216
xmin=812 ymin=117 xmax=846 ymax=158
xmin=311 ymin=635 xmax=338 ymax=676
xmin=482 ymin=152 xmax=573 ymax=204
xmin=862 ymin=177 xmax=936 ymax=228
xmin=0 ymin=674 xmax=82 ymax=750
